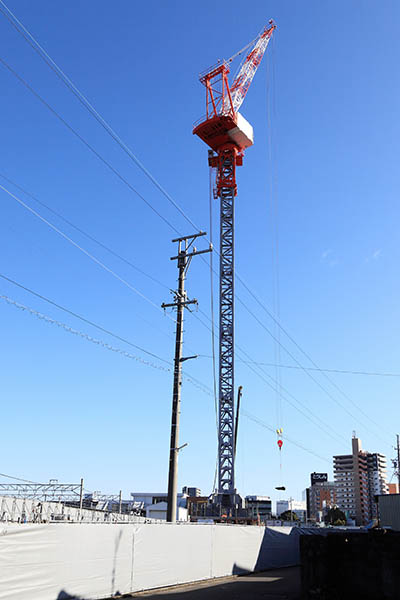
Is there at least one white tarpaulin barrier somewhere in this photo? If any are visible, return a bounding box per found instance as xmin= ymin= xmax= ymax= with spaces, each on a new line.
xmin=0 ymin=522 xmax=305 ymax=600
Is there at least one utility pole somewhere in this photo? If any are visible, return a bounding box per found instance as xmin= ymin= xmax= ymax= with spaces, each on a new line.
xmin=397 ymin=435 xmax=400 ymax=492
xmin=79 ymin=478 xmax=84 ymax=522
xmin=162 ymin=231 xmax=212 ymax=523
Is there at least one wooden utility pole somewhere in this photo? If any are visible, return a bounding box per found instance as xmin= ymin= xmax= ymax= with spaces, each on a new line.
xmin=162 ymin=231 xmax=211 ymax=523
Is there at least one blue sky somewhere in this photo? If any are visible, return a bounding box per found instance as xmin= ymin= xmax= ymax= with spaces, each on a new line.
xmin=0 ymin=0 xmax=399 ymax=505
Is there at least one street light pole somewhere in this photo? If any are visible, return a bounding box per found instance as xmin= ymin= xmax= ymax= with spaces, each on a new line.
xmin=162 ymin=231 xmax=211 ymax=523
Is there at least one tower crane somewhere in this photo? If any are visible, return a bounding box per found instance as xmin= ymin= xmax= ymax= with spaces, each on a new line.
xmin=193 ymin=21 xmax=276 ymax=511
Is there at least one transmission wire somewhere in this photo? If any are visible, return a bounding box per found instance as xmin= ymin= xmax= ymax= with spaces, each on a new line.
xmin=0 ymin=0 xmax=199 ymax=233
xmin=0 ymin=56 xmax=181 ymax=235
xmin=0 ymin=172 xmax=170 ymax=292
xmin=193 ymin=308 xmax=347 ymax=446
xmin=0 ymin=19 xmax=390 ymax=445
xmin=242 ymin=410 xmax=330 ymax=464
xmin=0 ymin=183 xmax=175 ymax=324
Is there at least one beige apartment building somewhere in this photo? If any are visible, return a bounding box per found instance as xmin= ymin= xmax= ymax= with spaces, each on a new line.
xmin=333 ymin=436 xmax=388 ymax=525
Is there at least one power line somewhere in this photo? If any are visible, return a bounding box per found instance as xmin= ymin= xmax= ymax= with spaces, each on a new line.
xmin=0 ymin=272 xmax=170 ymax=364
xmin=0 ymin=294 xmax=171 ymax=372
xmin=0 ymin=183 xmax=174 ymax=323
xmin=265 ymin=38 xmax=283 ymax=433
xmin=0 ymin=272 xmax=213 ymax=396
xmin=234 ymin=292 xmax=393 ymax=446
xmin=193 ymin=308 xmax=348 ymax=446
xmin=0 ymin=46 xmax=314 ymax=413
xmin=0 ymin=292 xmax=210 ymax=396
xmin=199 ymin=357 xmax=400 ymax=378
xmin=242 ymin=410 xmax=330 ymax=464
xmin=0 ymin=0 xmax=199 ymax=233
xmin=0 ymin=56 xmax=181 ymax=235
xmin=1 ymin=15 xmax=391 ymax=446
xmin=0 ymin=172 xmax=170 ymax=292
xmin=0 ymin=472 xmax=43 ymax=484
xmin=234 ymin=344 xmax=348 ymax=447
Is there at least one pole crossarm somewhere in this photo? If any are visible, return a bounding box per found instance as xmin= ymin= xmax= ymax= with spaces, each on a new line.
xmin=170 ymin=248 xmax=212 ymax=261
xmin=161 ymin=299 xmax=198 ymax=309
xmin=171 ymin=231 xmax=207 ymax=243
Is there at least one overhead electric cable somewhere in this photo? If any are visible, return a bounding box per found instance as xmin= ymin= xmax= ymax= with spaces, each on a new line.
xmin=0 ymin=275 xmax=210 ymax=394
xmin=242 ymin=410 xmax=330 ymax=464
xmin=0 ymin=183 xmax=175 ymax=323
xmin=234 ymin=361 xmax=400 ymax=378
xmin=0 ymin=292 xmax=209 ymax=395
xmin=0 ymin=0 xmax=200 ymax=232
xmin=0 ymin=272 xmax=170 ymax=364
xmin=0 ymin=294 xmax=171 ymax=372
xmin=234 ymin=343 xmax=348 ymax=446
xmin=0 ymin=56 xmax=181 ymax=235
xmin=265 ymin=40 xmax=283 ymax=432
xmin=0 ymin=172 xmax=170 ymax=291
xmin=0 ymin=19 xmax=389 ymax=444
xmin=193 ymin=308 xmax=348 ymax=446
xmin=234 ymin=292 xmax=392 ymax=446
xmin=0 ymin=472 xmax=43 ymax=484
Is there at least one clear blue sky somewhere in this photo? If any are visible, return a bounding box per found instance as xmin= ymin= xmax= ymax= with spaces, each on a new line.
xmin=1 ymin=1 xmax=399 ymax=506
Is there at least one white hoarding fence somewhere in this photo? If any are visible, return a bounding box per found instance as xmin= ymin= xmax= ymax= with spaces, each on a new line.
xmin=0 ymin=522 xmax=306 ymax=600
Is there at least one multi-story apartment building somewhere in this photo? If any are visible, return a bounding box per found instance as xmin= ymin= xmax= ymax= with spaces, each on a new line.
xmin=333 ymin=436 xmax=388 ymax=525
xmin=367 ymin=453 xmax=388 ymax=518
xmin=306 ymin=472 xmax=337 ymax=521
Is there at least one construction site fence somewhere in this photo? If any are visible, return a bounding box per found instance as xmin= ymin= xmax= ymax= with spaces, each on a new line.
xmin=0 ymin=495 xmax=156 ymax=524
xmin=0 ymin=522 xmax=324 ymax=600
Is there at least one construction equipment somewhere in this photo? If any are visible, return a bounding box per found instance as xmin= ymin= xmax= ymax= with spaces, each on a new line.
xmin=193 ymin=21 xmax=276 ymax=510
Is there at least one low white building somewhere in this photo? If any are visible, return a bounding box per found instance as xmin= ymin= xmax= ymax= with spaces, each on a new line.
xmin=276 ymin=499 xmax=306 ymax=521
xmin=130 ymin=491 xmax=189 ymax=521
xmin=145 ymin=501 xmax=188 ymax=521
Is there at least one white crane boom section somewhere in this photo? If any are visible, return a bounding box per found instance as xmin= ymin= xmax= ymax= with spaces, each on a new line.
xmin=224 ymin=22 xmax=275 ymax=115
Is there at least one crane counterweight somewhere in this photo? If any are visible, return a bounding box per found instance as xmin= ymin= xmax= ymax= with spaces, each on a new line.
xmin=193 ymin=112 xmax=253 ymax=154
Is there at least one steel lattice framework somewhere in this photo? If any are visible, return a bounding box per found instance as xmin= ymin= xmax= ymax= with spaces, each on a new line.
xmin=0 ymin=482 xmax=81 ymax=501
xmin=218 ymin=147 xmax=237 ymax=497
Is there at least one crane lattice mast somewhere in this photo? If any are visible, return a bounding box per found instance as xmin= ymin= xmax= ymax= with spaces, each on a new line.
xmin=193 ymin=21 xmax=276 ymax=509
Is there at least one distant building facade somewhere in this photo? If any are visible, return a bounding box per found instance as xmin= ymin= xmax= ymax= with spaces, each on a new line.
xmin=334 ymin=436 xmax=388 ymax=525
xmin=130 ymin=487 xmax=200 ymax=521
xmin=182 ymin=487 xmax=201 ymax=497
xmin=186 ymin=496 xmax=210 ymax=519
xmin=245 ymin=496 xmax=272 ymax=522
xmin=306 ymin=473 xmax=337 ymax=522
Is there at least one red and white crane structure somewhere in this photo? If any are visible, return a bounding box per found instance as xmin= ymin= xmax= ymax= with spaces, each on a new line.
xmin=193 ymin=21 xmax=276 ymax=510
